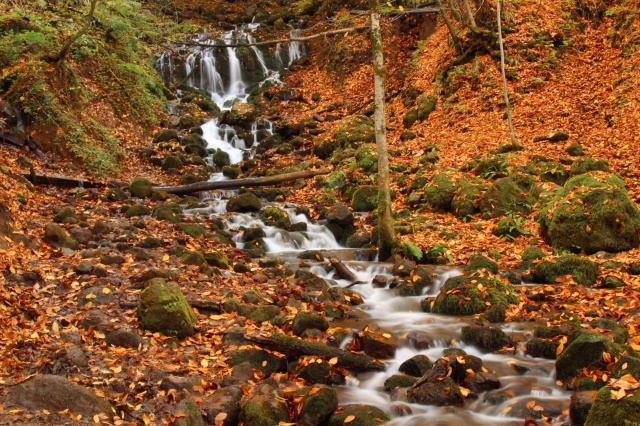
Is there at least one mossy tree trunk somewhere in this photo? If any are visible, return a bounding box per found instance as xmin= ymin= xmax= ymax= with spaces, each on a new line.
xmin=49 ymin=0 xmax=98 ymax=62
xmin=437 ymin=0 xmax=461 ymax=53
xmin=496 ymin=0 xmax=517 ymax=144
xmin=463 ymin=0 xmax=479 ymax=32
xmin=368 ymin=0 xmax=395 ymax=261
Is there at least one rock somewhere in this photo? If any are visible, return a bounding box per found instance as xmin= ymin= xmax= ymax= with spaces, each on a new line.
xmin=228 ymin=349 xmax=287 ymax=377
xmin=548 ymin=131 xmax=570 ymax=141
xmin=526 ymin=338 xmax=559 ymax=359
xmin=324 ymin=404 xmax=390 ymax=426
xmin=101 ymin=253 xmax=126 ymax=265
xmin=571 ymin=390 xmax=597 ymax=426
xmin=53 ymin=345 xmax=88 ymax=371
xmin=78 ymin=285 xmax=116 ymax=307
xmin=129 ymin=177 xmax=153 ymax=198
xmin=106 ymin=188 xmax=128 ymax=201
xmin=556 ymin=332 xmax=629 ymax=381
xmin=357 ymin=326 xmax=397 ymax=359
xmin=539 ymin=173 xmax=640 ymax=254
xmin=54 ymin=207 xmax=77 ymax=223
xmin=407 ymin=376 xmax=464 ymax=407
xmin=298 ymin=385 xmax=338 ymax=426
xmin=105 ymin=328 xmax=143 ymax=348
xmin=74 ymin=261 xmax=94 ymax=274
xmin=612 ymin=355 xmax=640 ymax=380
xmin=154 ymin=202 xmax=182 ymax=223
xmin=584 ymin=386 xmax=640 ymax=426
xmin=200 ymin=385 xmax=243 ymax=426
xmin=260 ymin=206 xmax=291 ymax=229
xmin=533 ymin=254 xmax=599 ymax=286
xmin=5 ymin=374 xmax=113 ymax=417
xmin=125 ymin=203 xmax=151 ymax=218
xmin=92 ymin=220 xmax=111 ymax=235
xmin=226 ymin=192 xmax=262 ymax=213
xmin=137 ymin=278 xmax=197 ymax=339
xmin=590 ymin=318 xmax=629 ymax=344
xmin=69 ymin=226 xmax=92 ymax=245
xmin=399 ymin=355 xmax=432 ymax=377
xmin=297 ymin=360 xmax=332 ymax=385
xmin=160 ymin=375 xmax=202 ymax=393
xmin=522 ymin=246 xmax=545 ymax=261
xmin=465 ymin=371 xmax=500 ymax=393
xmin=44 ymin=223 xmax=79 ymax=249
xmin=293 ymin=311 xmax=330 ymax=337
xmin=461 ymin=324 xmax=513 ymax=353
xmin=173 ymin=395 xmax=205 ymax=426
xmin=239 ymin=384 xmax=288 ymax=425
xmin=465 ymin=254 xmax=499 ymax=274
xmin=153 ymin=129 xmax=179 ymax=143
xmin=452 ymin=179 xmax=486 ymax=219
xmin=351 ymin=185 xmax=378 ymax=212
xmin=423 ymin=172 xmax=457 ymax=212
xmin=405 ymin=331 xmax=434 ymax=350
xmin=479 ymin=177 xmax=532 ymax=219
xmin=566 ymin=143 xmax=585 ymax=156
xmin=227 ymin=102 xmax=257 ymax=128
xmin=383 ymin=374 xmax=418 ymax=391
xmin=204 ymin=251 xmax=229 ymax=269
xmin=570 ymin=157 xmax=611 ymax=176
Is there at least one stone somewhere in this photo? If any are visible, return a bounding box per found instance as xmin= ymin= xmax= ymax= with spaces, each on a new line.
xmin=461 ymin=324 xmax=513 ymax=353
xmin=137 ymin=278 xmax=197 ymax=339
xmin=260 ymin=206 xmax=291 ymax=229
xmin=297 ymin=360 xmax=332 ymax=385
xmin=571 ymin=390 xmax=597 ymax=426
xmin=479 ymin=177 xmax=532 ymax=219
xmin=584 ymin=386 xmax=640 ymax=426
xmin=324 ymin=404 xmax=390 ymax=426
xmin=533 ymin=255 xmax=599 ymax=286
xmin=298 ymin=386 xmax=338 ymax=426
xmin=54 ymin=207 xmax=76 ymax=223
xmin=423 ymin=172 xmax=457 ymax=212
xmin=399 ymin=355 xmax=432 ymax=377
xmin=173 ymin=395 xmax=205 ymax=426
xmin=153 ymin=129 xmax=179 ymax=143
xmin=69 ymin=226 xmax=92 ymax=245
xmin=129 ymin=177 xmax=153 ymax=198
xmin=239 ymin=384 xmax=288 ymax=425
xmin=44 ymin=223 xmax=79 ymax=250
xmin=351 ymin=185 xmax=378 ymax=212
xmin=556 ymin=332 xmax=629 ymax=381
xmin=357 ymin=326 xmax=397 ymax=359
xmin=383 ymin=374 xmax=418 ymax=391
xmin=105 ymin=328 xmax=143 ymax=348
xmin=406 ymin=376 xmax=464 ymax=407
xmin=228 ymin=349 xmax=287 ymax=377
xmin=78 ymin=285 xmax=116 ymax=307
xmin=293 ymin=311 xmax=330 ymax=337
xmin=200 ymin=386 xmax=243 ymax=426
xmin=226 ymin=192 xmax=262 ymax=213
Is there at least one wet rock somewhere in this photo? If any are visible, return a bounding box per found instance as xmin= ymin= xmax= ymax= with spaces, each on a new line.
xmin=465 ymin=371 xmax=500 ymax=393
xmin=357 ymin=326 xmax=397 ymax=359
xmin=324 ymin=404 xmax=390 ymax=426
xmin=228 ymin=349 xmax=287 ymax=377
xmin=406 ymin=331 xmax=434 ymax=350
xmin=53 ymin=345 xmax=88 ymax=372
xmin=372 ymin=275 xmax=388 ymax=287
xmin=125 ymin=204 xmax=151 ymax=218
xmin=384 ymin=374 xmax=418 ymax=391
xmin=461 ymin=324 xmax=513 ymax=353
xmin=44 ymin=223 xmax=79 ymax=249
xmin=392 ymin=258 xmax=416 ymax=277
xmin=298 ymin=385 xmax=338 ymax=426
xmin=239 ymin=383 xmax=288 ymax=425
xmin=539 ymin=173 xmax=640 ymax=254
xmin=556 ymin=332 xmax=629 ymax=381
xmin=407 ymin=376 xmax=464 ymax=407
xmin=612 ymin=355 xmax=640 ymax=380
xmin=323 ymin=203 xmax=355 ymax=244
xmin=5 ymin=374 xmax=113 ymax=417
xmin=449 ymin=353 xmax=484 ymax=382
xmin=590 ymin=318 xmax=629 ymax=344
xmin=154 ymin=202 xmax=182 ymax=223
xmin=226 ymin=192 xmax=262 ymax=213
xmin=571 ymin=390 xmax=597 ymax=426
xmin=324 ymin=286 xmax=363 ymax=305
xmin=508 ymin=398 xmax=565 ymax=419
xmin=533 ymin=254 xmax=599 ymax=286
xmin=293 ymin=311 xmax=330 ymax=336
xmin=78 ymin=285 xmax=116 ymax=307
xmin=200 ymin=385 xmax=243 ymax=426
xmin=399 ymin=355 xmax=432 ymax=377
xmin=525 ymin=337 xmax=559 ymax=359
xmin=105 ymin=328 xmax=143 ymax=349
xmin=129 ymin=177 xmax=153 ymax=198
xmin=137 ymin=278 xmax=197 ymax=339
xmin=345 ymin=232 xmax=371 ymax=248
xmin=297 ymin=360 xmax=332 ymax=385
xmin=260 ymin=205 xmax=291 ymax=229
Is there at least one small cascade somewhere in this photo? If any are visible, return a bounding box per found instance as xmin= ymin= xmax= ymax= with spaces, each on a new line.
xmin=287 ymin=29 xmax=305 ymax=66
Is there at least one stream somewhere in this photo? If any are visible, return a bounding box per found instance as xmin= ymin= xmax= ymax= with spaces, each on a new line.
xmin=158 ymin=24 xmax=572 ymax=425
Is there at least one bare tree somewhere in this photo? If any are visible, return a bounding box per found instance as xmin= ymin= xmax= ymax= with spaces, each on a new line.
xmin=436 ymin=0 xmax=461 ymax=53
xmin=368 ymin=0 xmax=395 ymax=260
xmin=463 ymin=0 xmax=479 ymax=32
xmin=496 ymin=0 xmax=517 ymax=144
xmin=48 ymin=0 xmax=98 ymax=62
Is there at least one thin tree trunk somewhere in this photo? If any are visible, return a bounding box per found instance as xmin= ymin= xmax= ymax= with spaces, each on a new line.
xmin=496 ymin=0 xmax=517 ymax=144
xmin=463 ymin=0 xmax=479 ymax=32
xmin=49 ymin=0 xmax=98 ymax=62
xmin=436 ymin=0 xmax=461 ymax=53
xmin=368 ymin=0 xmax=395 ymax=261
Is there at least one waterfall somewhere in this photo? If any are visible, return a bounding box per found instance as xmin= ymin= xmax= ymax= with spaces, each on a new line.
xmin=287 ymin=29 xmax=305 ymax=66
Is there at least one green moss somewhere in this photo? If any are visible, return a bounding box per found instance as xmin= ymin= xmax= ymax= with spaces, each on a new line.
xmin=354 ymin=144 xmax=377 ymax=173
xmin=154 ymin=202 xmax=181 ymax=223
xmin=525 ymin=338 xmax=558 ymax=359
xmin=566 ymin=143 xmax=585 ymax=156
xmin=325 ymin=404 xmax=391 ymax=426
xmin=556 ymin=332 xmax=630 ymax=381
xmin=178 ymin=224 xmax=206 ymax=238
xmin=479 ymin=177 xmax=532 ymax=219
xmin=129 ymin=178 xmax=153 ymax=198
xmin=570 ymin=157 xmax=611 ymax=176
xmin=461 ymin=325 xmax=512 ymax=352
xmin=466 ymin=255 xmax=499 ymax=274
xmin=352 ymin=185 xmax=378 ymax=212
xmin=260 ymin=206 xmax=291 ymax=229
xmin=137 ymin=278 xmax=196 ymax=339
xmin=383 ymin=374 xmax=418 ymax=391
xmin=452 ymin=179 xmax=485 ymax=219
xmin=180 ymin=250 xmax=205 ymax=266
xmin=522 ymin=246 xmax=545 ymax=261
xmin=423 ymin=172 xmax=457 ymax=212
xmin=333 ymin=115 xmax=375 ymax=148
xmin=424 ymin=243 xmax=451 ymax=265
xmin=584 ymin=383 xmax=640 ymax=425
xmin=125 ymin=204 xmax=151 ymax=218
xmin=533 ymin=254 xmax=599 ymax=286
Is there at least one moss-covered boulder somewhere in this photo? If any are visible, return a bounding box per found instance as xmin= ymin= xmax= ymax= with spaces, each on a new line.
xmin=312 ymin=137 xmax=339 ymax=160
xmin=590 ymin=318 xmax=629 ymax=344
xmin=260 ymin=206 xmax=291 ymax=229
xmin=538 ymin=172 xmax=640 ymax=254
xmin=566 ymin=143 xmax=585 ymax=156
xmin=125 ymin=204 xmax=151 ymax=218
xmin=351 ymin=185 xmax=378 ymax=212
xmin=452 ymin=179 xmax=485 ymax=219
xmin=178 ymin=223 xmax=207 ymax=238
xmin=154 ymin=202 xmax=182 ymax=223
xmin=53 ymin=207 xmax=77 ymax=223
xmin=298 ymin=385 xmax=338 ymax=426
xmin=44 ymin=223 xmax=79 ymax=250
xmin=137 ymin=278 xmax=197 ymax=339
xmin=130 ymin=177 xmax=153 ymax=198
xmin=423 ymin=172 xmax=457 ymax=212
xmin=570 ymin=157 xmax=611 ymax=176
xmin=479 ymin=177 xmax=532 ymax=219
xmin=399 ymin=355 xmax=433 ymax=377
xmin=461 ymin=324 xmax=513 ymax=352
xmin=161 ymin=155 xmax=183 ymax=171
xmin=522 ymin=246 xmax=545 ymax=262
xmin=334 ymin=115 xmax=375 ymax=148
xmin=222 ymin=165 xmax=241 ymax=178
xmin=465 ymin=254 xmax=499 ymax=274
xmin=229 ymin=349 xmax=287 ymax=376
xmin=212 ymin=149 xmax=231 ymax=168
xmin=555 ymin=332 xmax=631 ymax=381
xmin=584 ymin=384 xmax=640 ymax=426
xmin=430 ymin=270 xmax=519 ymax=322
xmin=204 ymin=251 xmax=229 ymax=269
xmin=383 ymin=374 xmax=418 ymax=391
xmin=533 ymin=254 xmax=599 ymax=286
xmin=324 ymin=404 xmax=390 ymax=426
xmin=526 ymin=338 xmax=559 ymax=359
xmin=239 ymin=384 xmax=288 ymax=426
xmin=407 ymin=376 xmax=464 ymax=407
xmin=227 ymin=192 xmax=262 ymax=213
xmin=293 ymin=311 xmax=330 ymax=336
xmin=493 ymin=216 xmax=529 ymax=240
xmin=228 ymin=102 xmax=257 ymax=129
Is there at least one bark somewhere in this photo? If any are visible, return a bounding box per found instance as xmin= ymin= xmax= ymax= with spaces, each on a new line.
xmin=369 ymin=0 xmax=395 ymax=261
xmin=329 ymin=257 xmax=358 ymax=282
xmin=49 ymin=0 xmax=98 ymax=62
xmin=23 ymin=172 xmax=104 ymax=188
xmin=153 ymin=169 xmax=330 ymax=195
xmin=463 ymin=0 xmax=479 ymax=32
xmin=496 ymin=0 xmax=517 ymax=144
xmin=245 ymin=333 xmax=386 ymax=372
xmin=184 ymin=26 xmax=370 ymax=49
xmin=437 ymin=0 xmax=461 ymax=53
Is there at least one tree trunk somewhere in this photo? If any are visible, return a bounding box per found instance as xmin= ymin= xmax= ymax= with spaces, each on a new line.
xmin=368 ymin=0 xmax=395 ymax=261
xmin=153 ymin=169 xmax=330 ymax=195
xmin=436 ymin=0 xmax=461 ymax=53
xmin=329 ymin=257 xmax=358 ymax=282
xmin=463 ymin=0 xmax=479 ymax=32
xmin=245 ymin=333 xmax=386 ymax=372
xmin=49 ymin=0 xmax=98 ymax=62
xmin=496 ymin=0 xmax=517 ymax=145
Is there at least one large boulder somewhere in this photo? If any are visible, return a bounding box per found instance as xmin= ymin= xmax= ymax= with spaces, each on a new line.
xmin=137 ymin=278 xmax=197 ymax=339
xmin=298 ymin=386 xmax=339 ymax=426
xmin=227 ymin=192 xmax=262 ymax=213
xmin=533 ymin=254 xmax=599 ymax=286
xmin=5 ymin=374 xmax=114 ymax=417
xmin=44 ymin=223 xmax=79 ymax=249
xmin=479 ymin=177 xmax=532 ymax=219
xmin=539 ymin=172 xmax=640 ymax=254
xmin=324 ymin=404 xmax=390 ymax=426
xmin=555 ymin=332 xmax=632 ymax=381
xmin=423 ymin=172 xmax=457 ymax=212
xmin=239 ymin=384 xmax=288 ymax=425
xmin=584 ymin=385 xmax=640 ymax=426
xmin=351 ymin=185 xmax=378 ymax=212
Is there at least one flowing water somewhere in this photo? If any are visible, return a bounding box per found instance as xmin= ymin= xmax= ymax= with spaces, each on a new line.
xmin=161 ymin=26 xmax=571 ymax=425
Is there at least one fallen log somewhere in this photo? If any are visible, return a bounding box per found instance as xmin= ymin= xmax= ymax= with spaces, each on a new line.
xmin=23 ymin=172 xmax=105 ymax=188
xmin=245 ymin=333 xmax=386 ymax=372
xmin=329 ymin=257 xmax=358 ymax=282
xmin=153 ymin=169 xmax=331 ymax=195
xmin=0 ymin=132 xmax=25 ymax=147
xmin=350 ymin=7 xmax=439 ymax=16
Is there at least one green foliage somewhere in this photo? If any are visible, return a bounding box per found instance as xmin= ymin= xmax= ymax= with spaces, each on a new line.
xmin=401 ymin=240 xmax=423 ymax=261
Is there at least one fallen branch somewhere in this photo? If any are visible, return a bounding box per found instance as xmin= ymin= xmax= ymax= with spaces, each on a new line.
xmin=350 ymin=7 xmax=439 ymax=16
xmin=245 ymin=333 xmax=386 ymax=372
xmin=183 ymin=26 xmax=370 ymax=49
xmin=329 ymin=257 xmax=358 ymax=282
xmin=0 ymin=132 xmax=25 ymax=147
xmin=153 ymin=169 xmax=331 ymax=195
xmin=24 ymin=172 xmax=104 ymax=188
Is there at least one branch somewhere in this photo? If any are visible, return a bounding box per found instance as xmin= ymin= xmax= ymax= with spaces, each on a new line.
xmin=350 ymin=7 xmax=439 ymax=16
xmin=47 ymin=0 xmax=98 ymax=62
xmin=182 ymin=26 xmax=370 ymax=49
xmin=496 ymin=0 xmax=517 ymax=144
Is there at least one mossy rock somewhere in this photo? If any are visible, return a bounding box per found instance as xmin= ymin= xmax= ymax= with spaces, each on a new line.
xmin=416 ymin=94 xmax=437 ymax=120
xmin=468 ymin=154 xmax=510 ymax=179
xmin=125 ymin=204 xmax=151 ymax=218
xmin=612 ymin=355 xmax=640 ymax=380
xmin=260 ymin=206 xmax=291 ymax=229
xmin=130 ymin=178 xmax=153 ymax=198
xmin=555 ymin=332 xmax=632 ymax=381
xmin=237 ymin=304 xmax=281 ymax=323
xmin=229 ymin=349 xmax=287 ymax=376
xmin=222 ymin=165 xmax=241 ymax=179
xmin=575 ymin=377 xmax=606 ymax=391
xmin=178 ymin=224 xmax=207 ymax=238
xmin=333 ymin=115 xmax=375 ymax=148
xmin=461 ymin=324 xmax=513 ymax=352
xmin=424 ymin=243 xmax=450 ymax=265
xmin=324 ymin=404 xmax=391 ymax=426
xmin=406 ymin=376 xmax=464 ymax=407
xmin=570 ymin=157 xmax=610 ymax=176
xmin=137 ymin=278 xmax=197 ymax=339
xmin=525 ymin=338 xmax=559 ymax=359
xmin=351 ymin=185 xmax=378 ymax=212
xmin=399 ymin=355 xmax=432 ymax=377
xmin=227 ymin=192 xmax=262 ymax=213
xmin=533 ymin=254 xmax=599 ymax=286
xmin=180 ymin=167 xmax=211 ymax=184
xmin=479 ymin=177 xmax=532 ymax=219
xmin=239 ymin=387 xmax=288 ymax=426
xmin=538 ymin=172 xmax=640 ymax=254
xmin=354 ymin=144 xmax=377 ymax=173
xmin=493 ymin=216 xmax=528 ymax=240
xmin=522 ymin=246 xmax=545 ymax=262
xmin=526 ymin=159 xmax=569 ymax=186
xmin=452 ymin=179 xmax=485 ymax=219
xmin=431 ymin=271 xmax=519 ymax=322
xmin=298 ymin=386 xmax=338 ymax=426
xmin=423 ymin=172 xmax=457 ymax=212
xmin=566 ymin=144 xmax=585 ymax=156
xmin=409 ymin=172 xmax=429 ymax=192
xmin=154 ymin=202 xmax=182 ymax=223
xmin=228 ymin=102 xmax=257 ymax=129
xmin=54 ymin=207 xmax=76 ymax=223
xmin=180 ymin=250 xmax=206 ymax=266
xmin=465 ymin=254 xmax=499 ymax=274
xmin=403 ymin=108 xmax=419 ymax=128
xmin=292 ymin=311 xmax=329 ymax=336
xmin=383 ymin=374 xmax=418 ymax=391
xmin=161 ymin=155 xmax=183 ymax=171
xmin=182 ymin=133 xmax=207 ymax=147
xmin=44 ymin=223 xmax=79 ymax=250
xmin=106 ymin=188 xmax=128 ymax=201
xmin=312 ymin=137 xmax=339 ymax=160
xmin=584 ymin=382 xmax=640 ymax=425
xmin=590 ymin=318 xmax=629 ymax=344
xmin=204 ymin=251 xmax=229 ymax=269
